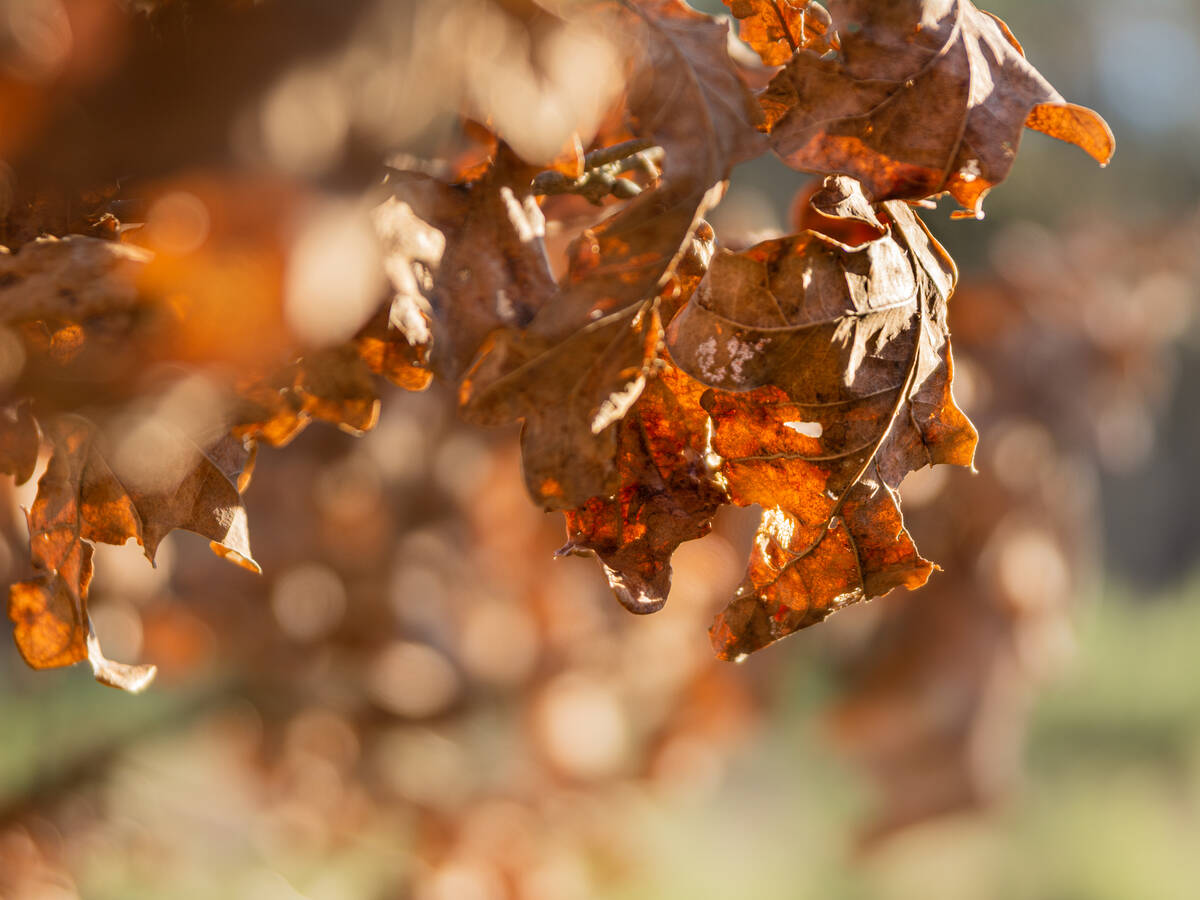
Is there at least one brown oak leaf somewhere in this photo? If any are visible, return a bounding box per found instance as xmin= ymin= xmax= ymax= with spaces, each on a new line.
xmin=668 ymin=176 xmax=977 ymax=657
xmin=355 ymin=306 xmax=432 ymax=393
xmin=560 ymin=364 xmax=726 ymax=613
xmin=235 ymin=345 xmax=381 ymax=448
xmin=8 ymin=419 xmax=133 ymax=689
xmin=0 ymin=235 xmax=150 ymax=326
xmin=724 ymin=0 xmax=835 ymax=66
xmin=760 ymin=0 xmax=1114 ymax=216
xmin=384 ymin=149 xmax=557 ymax=384
xmin=460 ymin=0 xmax=764 ymax=510
xmin=9 ymin=414 xmax=259 ymax=688
xmin=357 ymin=189 xmax=443 ymax=392
xmin=0 ymin=401 xmax=39 ymax=485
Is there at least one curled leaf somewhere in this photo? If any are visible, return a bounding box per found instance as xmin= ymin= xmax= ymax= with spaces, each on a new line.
xmin=0 ymin=401 xmax=39 ymax=485
xmin=88 ymin=631 xmax=158 ymax=693
xmin=235 ymin=346 xmax=381 ymax=447
xmin=461 ymin=0 xmax=763 ymax=509
xmin=561 ymin=364 xmax=726 ymax=613
xmin=386 ymin=149 xmax=556 ymax=383
xmin=724 ymin=0 xmax=835 ymax=66
xmin=761 ymin=0 xmax=1114 ymax=215
xmin=8 ymin=414 xmax=257 ymax=687
xmin=669 ymin=177 xmax=977 ymax=656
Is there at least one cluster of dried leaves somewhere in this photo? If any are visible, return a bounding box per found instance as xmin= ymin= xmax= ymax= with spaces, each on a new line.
xmin=0 ymin=387 xmax=760 ymax=898
xmin=0 ymin=0 xmax=1112 ymax=690
xmin=824 ymin=206 xmax=1197 ymax=843
xmin=2 ymin=205 xmax=1191 ymax=894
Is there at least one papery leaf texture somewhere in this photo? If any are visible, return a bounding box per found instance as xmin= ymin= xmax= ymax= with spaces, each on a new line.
xmin=8 ymin=414 xmax=257 ymax=688
xmin=458 ymin=0 xmax=765 ymax=510
xmin=561 ymin=363 xmax=726 ymax=613
xmin=760 ymin=0 xmax=1114 ymax=215
xmin=669 ymin=176 xmax=977 ymax=656
xmin=723 ymin=0 xmax=836 ymax=66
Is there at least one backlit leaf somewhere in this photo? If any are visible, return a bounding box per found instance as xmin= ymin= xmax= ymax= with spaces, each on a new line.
xmin=670 ymin=177 xmax=977 ymax=656
xmin=561 ymin=364 xmax=725 ymax=613
xmin=761 ymin=0 xmax=1114 ymax=215
xmin=461 ymin=0 xmax=763 ymax=509
xmin=724 ymin=0 xmax=835 ymax=66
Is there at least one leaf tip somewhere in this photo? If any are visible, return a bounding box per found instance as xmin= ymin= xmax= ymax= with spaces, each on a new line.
xmin=87 ymin=632 xmax=158 ymax=694
xmin=210 ymin=541 xmax=262 ymax=574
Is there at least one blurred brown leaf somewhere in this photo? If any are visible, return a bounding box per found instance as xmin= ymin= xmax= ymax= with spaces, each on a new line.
xmin=8 ymin=413 xmax=256 ymax=687
xmin=0 ymin=402 xmax=39 ymax=486
xmin=235 ymin=345 xmax=381 ymax=448
xmin=461 ymin=0 xmax=764 ymax=510
xmin=0 ymin=235 xmax=150 ymax=325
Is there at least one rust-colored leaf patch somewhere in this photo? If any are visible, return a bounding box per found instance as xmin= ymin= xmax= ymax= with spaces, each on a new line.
xmin=235 ymin=346 xmax=381 ymax=448
xmin=8 ymin=414 xmax=258 ymax=688
xmin=724 ymin=0 xmax=836 ymax=66
xmin=0 ymin=401 xmax=39 ymax=485
xmin=561 ymin=364 xmax=725 ymax=613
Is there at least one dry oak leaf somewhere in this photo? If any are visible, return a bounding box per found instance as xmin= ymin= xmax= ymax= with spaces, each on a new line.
xmin=668 ymin=176 xmax=977 ymax=657
xmin=235 ymin=345 xmax=381 ymax=448
xmin=560 ymin=363 xmax=726 ymax=613
xmin=9 ymin=419 xmax=95 ymax=674
xmin=760 ymin=0 xmax=1114 ymax=216
xmin=724 ymin=0 xmax=835 ymax=66
xmin=355 ymin=306 xmax=432 ymax=393
xmin=0 ymin=235 xmax=150 ymax=325
xmin=359 ymin=191 xmax=441 ymax=392
xmin=460 ymin=0 xmax=764 ymax=510
xmin=7 ymin=419 xmax=129 ymax=691
xmin=0 ymin=401 xmax=39 ymax=486
xmin=9 ymin=415 xmax=259 ymax=688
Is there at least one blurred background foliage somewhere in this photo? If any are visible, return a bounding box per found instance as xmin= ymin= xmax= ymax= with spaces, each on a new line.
xmin=2 ymin=0 xmax=1199 ymax=898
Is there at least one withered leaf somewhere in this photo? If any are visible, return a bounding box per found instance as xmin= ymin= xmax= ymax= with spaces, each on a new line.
xmin=292 ymin=346 xmax=380 ymax=436
xmin=460 ymin=0 xmax=763 ymax=509
xmin=669 ymin=177 xmax=976 ymax=657
xmin=761 ymin=0 xmax=1114 ymax=215
xmin=0 ymin=401 xmax=39 ymax=485
xmin=8 ymin=420 xmax=94 ymax=671
xmin=386 ymin=149 xmax=557 ymax=383
xmin=724 ymin=0 xmax=835 ymax=66
xmin=0 ymin=235 xmax=151 ymax=326
xmin=357 ymin=183 xmax=438 ymax=392
xmin=78 ymin=419 xmax=258 ymax=570
xmin=561 ymin=364 xmax=725 ymax=613
xmin=355 ymin=307 xmax=433 ymax=392
xmin=235 ymin=345 xmax=380 ymax=448
xmin=7 ymin=417 xmax=156 ymax=691
xmin=10 ymin=413 xmax=259 ymax=687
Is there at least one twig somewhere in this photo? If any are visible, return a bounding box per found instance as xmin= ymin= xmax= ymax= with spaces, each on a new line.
xmin=532 ymin=139 xmax=664 ymax=205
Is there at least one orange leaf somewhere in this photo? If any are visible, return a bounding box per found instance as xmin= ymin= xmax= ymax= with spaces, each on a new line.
xmin=724 ymin=0 xmax=835 ymax=66
xmin=562 ymin=364 xmax=725 ymax=613
xmin=669 ymin=177 xmax=977 ymax=656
